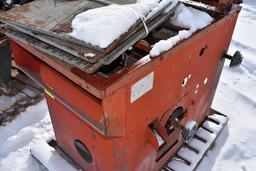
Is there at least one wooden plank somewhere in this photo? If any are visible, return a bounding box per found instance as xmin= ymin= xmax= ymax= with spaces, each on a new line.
xmin=164 ymin=113 xmax=228 ymax=171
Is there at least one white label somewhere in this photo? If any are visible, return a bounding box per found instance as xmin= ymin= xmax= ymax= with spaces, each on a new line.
xmin=131 ymin=72 xmax=154 ymax=103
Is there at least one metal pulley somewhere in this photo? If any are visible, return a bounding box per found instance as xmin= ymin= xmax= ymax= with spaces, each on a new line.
xmin=223 ymin=50 xmax=243 ymax=67
xmin=181 ymin=121 xmax=198 ymax=143
xmin=164 ymin=107 xmax=198 ymax=143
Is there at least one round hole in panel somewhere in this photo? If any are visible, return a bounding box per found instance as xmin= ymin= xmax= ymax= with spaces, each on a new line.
xmin=74 ymin=139 xmax=93 ymax=164
xmin=182 ymin=77 xmax=188 ymax=87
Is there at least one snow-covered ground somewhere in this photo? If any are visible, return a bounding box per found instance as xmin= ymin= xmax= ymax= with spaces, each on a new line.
xmin=0 ymin=100 xmax=54 ymax=171
xmin=198 ymin=0 xmax=256 ymax=170
xmin=0 ymin=0 xmax=256 ymax=170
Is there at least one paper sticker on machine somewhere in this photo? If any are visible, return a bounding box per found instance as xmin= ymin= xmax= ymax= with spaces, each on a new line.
xmin=131 ymin=72 xmax=154 ymax=103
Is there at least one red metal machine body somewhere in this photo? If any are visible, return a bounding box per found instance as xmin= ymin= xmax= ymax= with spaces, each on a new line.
xmin=8 ymin=2 xmax=241 ymax=171
xmin=191 ymin=0 xmax=243 ymax=10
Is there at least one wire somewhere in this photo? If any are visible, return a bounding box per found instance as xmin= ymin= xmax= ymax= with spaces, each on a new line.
xmin=140 ymin=16 xmax=149 ymax=38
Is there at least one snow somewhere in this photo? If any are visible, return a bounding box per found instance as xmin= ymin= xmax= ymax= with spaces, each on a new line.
xmin=84 ymin=52 xmax=96 ymax=58
xmin=0 ymin=0 xmax=256 ymax=170
xmin=150 ymin=3 xmax=214 ymax=57
xmin=70 ymin=0 xmax=179 ymax=49
xmin=70 ymin=0 xmax=160 ymax=48
xmin=0 ymin=100 xmax=54 ymax=171
xmin=197 ymin=0 xmax=256 ymax=170
xmin=144 ymin=0 xmax=178 ymax=20
xmin=184 ymin=120 xmax=197 ymax=130
xmin=30 ymin=142 xmax=76 ymax=171
xmin=0 ymin=93 xmax=26 ymax=112
xmin=203 ymin=120 xmax=222 ymax=133
xmin=6 ymin=0 xmax=12 ymax=5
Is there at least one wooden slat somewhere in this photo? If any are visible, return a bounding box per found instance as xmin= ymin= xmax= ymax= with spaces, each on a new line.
xmin=165 ymin=113 xmax=228 ymax=171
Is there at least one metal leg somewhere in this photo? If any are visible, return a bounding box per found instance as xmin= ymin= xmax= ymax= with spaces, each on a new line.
xmin=0 ymin=39 xmax=12 ymax=93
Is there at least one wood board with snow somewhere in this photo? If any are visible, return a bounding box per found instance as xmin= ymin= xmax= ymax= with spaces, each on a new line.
xmin=69 ymin=1 xmax=157 ymax=49
xmin=68 ymin=0 xmax=178 ymax=49
xmin=1 ymin=0 xmax=183 ymax=75
xmin=1 ymin=0 xmax=178 ymax=66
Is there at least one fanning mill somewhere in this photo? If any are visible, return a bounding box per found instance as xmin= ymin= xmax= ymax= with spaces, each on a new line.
xmin=0 ymin=0 xmax=243 ymax=170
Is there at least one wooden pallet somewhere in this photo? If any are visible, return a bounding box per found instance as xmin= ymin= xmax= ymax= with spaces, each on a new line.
xmin=1 ymin=0 xmax=179 ymax=73
xmin=31 ymin=139 xmax=82 ymax=171
xmin=0 ymin=69 xmax=43 ymax=125
xmin=162 ymin=113 xmax=228 ymax=171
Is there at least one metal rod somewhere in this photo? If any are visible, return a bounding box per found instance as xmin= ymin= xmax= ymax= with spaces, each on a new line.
xmin=6 ymin=21 xmax=104 ymax=52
